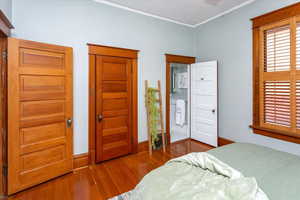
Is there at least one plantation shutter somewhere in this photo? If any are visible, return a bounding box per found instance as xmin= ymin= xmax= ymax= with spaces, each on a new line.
xmin=264 ymin=25 xmax=290 ymax=72
xmin=262 ymin=24 xmax=291 ymax=130
xmin=264 ymin=81 xmax=290 ymax=127
xmin=251 ymin=3 xmax=300 ymax=143
xmin=259 ymin=19 xmax=300 ymax=134
xmin=296 ymin=21 xmax=300 ymax=129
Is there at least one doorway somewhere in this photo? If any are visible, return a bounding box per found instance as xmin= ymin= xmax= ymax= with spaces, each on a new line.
xmin=169 ymin=63 xmax=190 ymax=142
xmin=88 ymin=44 xmax=139 ymax=163
xmin=0 ymin=10 xmax=13 ymax=196
xmin=165 ymin=54 xmax=195 ymax=144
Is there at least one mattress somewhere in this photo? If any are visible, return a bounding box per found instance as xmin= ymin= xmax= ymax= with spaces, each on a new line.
xmin=208 ymin=143 xmax=300 ymax=200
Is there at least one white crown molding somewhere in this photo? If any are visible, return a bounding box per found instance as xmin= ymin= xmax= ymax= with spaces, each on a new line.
xmin=194 ymin=0 xmax=256 ymax=27
xmin=93 ymin=0 xmax=195 ymax=28
xmin=93 ymin=0 xmax=256 ymax=28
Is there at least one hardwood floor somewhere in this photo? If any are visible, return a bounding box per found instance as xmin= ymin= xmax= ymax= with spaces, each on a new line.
xmin=5 ymin=139 xmax=213 ymax=200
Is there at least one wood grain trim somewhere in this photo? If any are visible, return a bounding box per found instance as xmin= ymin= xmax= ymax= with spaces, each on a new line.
xmin=0 ymin=10 xmax=13 ymax=36
xmin=165 ymin=54 xmax=196 ymax=144
xmin=138 ymin=141 xmax=148 ymax=152
xmin=73 ymin=153 xmax=89 ymax=170
xmin=165 ymin=54 xmax=196 ymax=64
xmin=131 ymin=58 xmax=138 ymax=153
xmin=218 ymin=137 xmax=234 ymax=146
xmin=166 ymin=62 xmax=171 ymax=144
xmin=251 ymin=2 xmax=300 ymax=28
xmin=65 ymin=46 xmax=74 ymax=170
xmin=7 ymin=37 xmax=20 ymax=194
xmin=0 ymin=36 xmax=7 ymax=196
xmin=252 ymin=27 xmax=260 ymax=127
xmin=88 ymin=45 xmax=139 ymax=164
xmin=251 ymin=126 xmax=300 ymax=144
xmin=88 ymin=44 xmax=139 ymax=59
xmin=18 ymin=39 xmax=68 ymax=53
xmin=88 ymin=55 xmax=96 ymax=164
xmin=138 ymin=137 xmax=234 ymax=152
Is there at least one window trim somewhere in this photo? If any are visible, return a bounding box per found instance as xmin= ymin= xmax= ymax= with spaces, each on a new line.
xmin=251 ymin=2 xmax=300 ymax=144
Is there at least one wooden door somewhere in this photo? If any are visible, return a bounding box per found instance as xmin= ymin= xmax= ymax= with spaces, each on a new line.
xmin=96 ymin=56 xmax=132 ymax=162
xmin=7 ymin=38 xmax=73 ymax=194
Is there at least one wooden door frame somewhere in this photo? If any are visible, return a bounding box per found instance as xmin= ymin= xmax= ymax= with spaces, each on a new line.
xmin=165 ymin=54 xmax=196 ymax=144
xmin=0 ymin=10 xmax=13 ymax=196
xmin=88 ymin=44 xmax=139 ymax=164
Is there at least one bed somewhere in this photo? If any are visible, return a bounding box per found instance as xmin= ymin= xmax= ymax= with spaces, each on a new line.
xmin=209 ymin=143 xmax=300 ymax=200
xmin=111 ymin=143 xmax=300 ymax=200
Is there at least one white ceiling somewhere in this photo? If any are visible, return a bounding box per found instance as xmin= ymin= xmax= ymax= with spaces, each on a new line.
xmin=94 ymin=0 xmax=256 ymax=27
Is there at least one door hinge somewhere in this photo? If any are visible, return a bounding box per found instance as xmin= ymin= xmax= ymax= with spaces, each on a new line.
xmin=2 ymin=128 xmax=7 ymax=142
xmin=2 ymin=51 xmax=7 ymax=60
xmin=3 ymin=165 xmax=7 ymax=177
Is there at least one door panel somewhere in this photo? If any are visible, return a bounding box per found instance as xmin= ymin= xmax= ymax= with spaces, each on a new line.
xmin=20 ymin=75 xmax=65 ymax=101
xmin=96 ymin=56 xmax=132 ymax=162
xmin=191 ymin=61 xmax=218 ymax=147
xmin=20 ymin=100 xmax=65 ymax=128
xmin=102 ymin=81 xmax=127 ymax=92
xmin=20 ymin=123 xmax=65 ymax=145
xmin=20 ymin=48 xmax=65 ymax=69
xmin=103 ymin=98 xmax=127 ymax=111
xmin=21 ymin=145 xmax=66 ymax=171
xmin=7 ymin=38 xmax=73 ymax=194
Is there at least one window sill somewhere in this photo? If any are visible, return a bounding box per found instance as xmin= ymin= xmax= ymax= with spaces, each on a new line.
xmin=250 ymin=125 xmax=300 ymax=144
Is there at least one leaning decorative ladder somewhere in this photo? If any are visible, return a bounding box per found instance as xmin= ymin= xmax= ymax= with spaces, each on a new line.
xmin=145 ymin=80 xmax=166 ymax=154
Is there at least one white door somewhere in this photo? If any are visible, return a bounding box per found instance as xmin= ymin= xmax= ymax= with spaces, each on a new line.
xmin=191 ymin=61 xmax=218 ymax=147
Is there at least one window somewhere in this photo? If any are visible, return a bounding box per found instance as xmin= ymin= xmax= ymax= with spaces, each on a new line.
xmin=252 ymin=3 xmax=300 ymax=143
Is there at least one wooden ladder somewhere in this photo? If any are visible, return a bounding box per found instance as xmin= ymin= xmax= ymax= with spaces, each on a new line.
xmin=145 ymin=80 xmax=166 ymax=154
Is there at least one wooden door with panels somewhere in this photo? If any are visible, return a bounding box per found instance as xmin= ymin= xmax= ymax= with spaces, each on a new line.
xmin=7 ymin=38 xmax=73 ymax=194
xmin=89 ymin=44 xmax=138 ymax=163
xmin=96 ymin=56 xmax=132 ymax=161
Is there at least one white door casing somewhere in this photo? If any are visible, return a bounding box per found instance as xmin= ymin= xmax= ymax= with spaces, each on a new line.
xmin=191 ymin=61 xmax=218 ymax=147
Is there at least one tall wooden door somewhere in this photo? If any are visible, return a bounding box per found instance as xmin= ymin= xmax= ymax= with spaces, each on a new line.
xmin=7 ymin=38 xmax=73 ymax=194
xmin=96 ymin=56 xmax=132 ymax=162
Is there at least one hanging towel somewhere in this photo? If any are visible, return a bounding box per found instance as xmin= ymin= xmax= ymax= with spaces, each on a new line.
xmin=177 ymin=72 xmax=188 ymax=89
xmin=176 ymin=99 xmax=185 ymax=127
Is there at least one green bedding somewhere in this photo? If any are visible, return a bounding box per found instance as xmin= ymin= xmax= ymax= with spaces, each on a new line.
xmin=208 ymin=143 xmax=300 ymax=200
xmin=111 ymin=143 xmax=300 ymax=200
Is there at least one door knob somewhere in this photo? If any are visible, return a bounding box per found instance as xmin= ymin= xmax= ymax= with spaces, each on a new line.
xmin=212 ymin=109 xmax=216 ymax=113
xmin=97 ymin=114 xmax=103 ymax=122
xmin=66 ymin=118 xmax=73 ymax=128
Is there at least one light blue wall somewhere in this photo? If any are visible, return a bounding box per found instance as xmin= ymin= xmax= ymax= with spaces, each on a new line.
xmin=12 ymin=0 xmax=300 ymax=156
xmin=195 ymin=0 xmax=300 ymax=155
xmin=0 ymin=0 xmax=12 ymax=20
xmin=12 ymin=0 xmax=195 ymax=154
